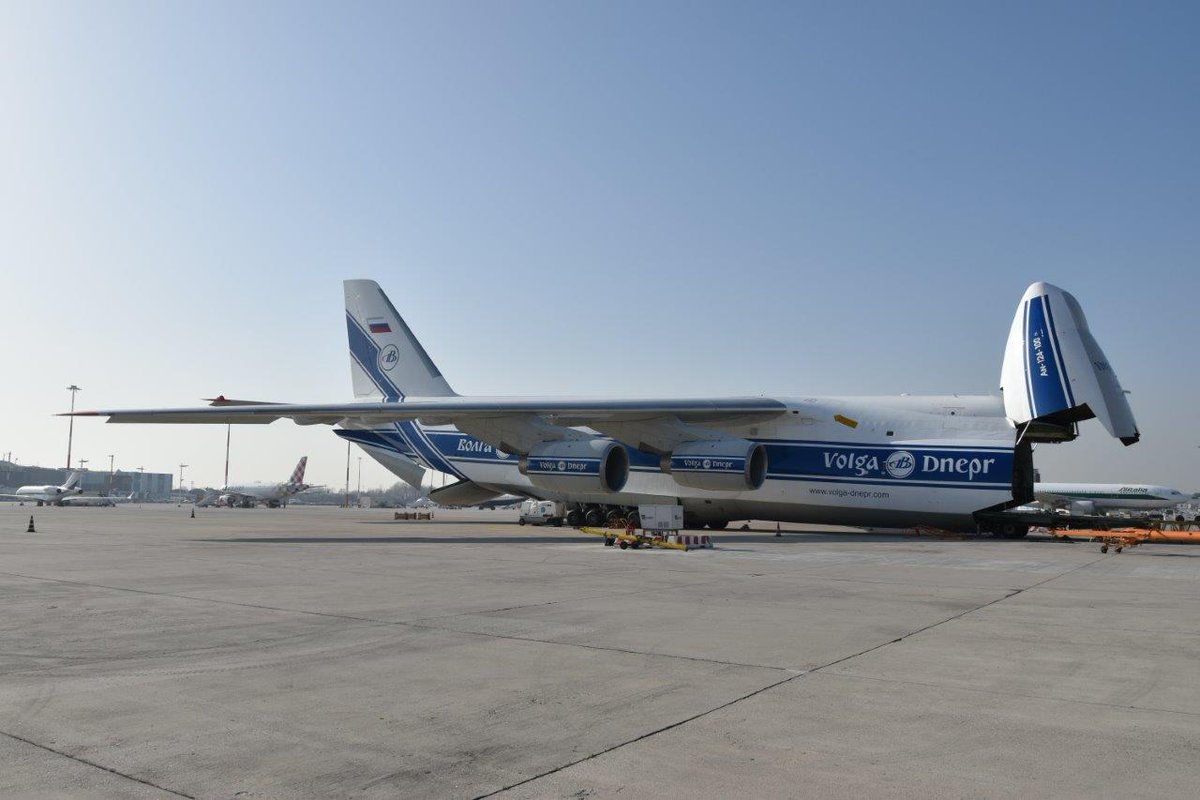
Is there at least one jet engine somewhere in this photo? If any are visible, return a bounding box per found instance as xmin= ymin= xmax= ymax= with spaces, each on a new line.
xmin=1067 ymin=499 xmax=1096 ymax=516
xmin=519 ymin=439 xmax=629 ymax=493
xmin=663 ymin=439 xmax=767 ymax=491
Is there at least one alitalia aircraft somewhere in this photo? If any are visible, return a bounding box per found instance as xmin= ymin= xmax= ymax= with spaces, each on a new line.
xmin=1034 ymin=483 xmax=1188 ymax=515
xmin=69 ymin=279 xmax=1139 ymax=537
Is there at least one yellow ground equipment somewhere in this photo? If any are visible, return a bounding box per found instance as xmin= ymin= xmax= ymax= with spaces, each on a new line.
xmin=579 ymin=526 xmax=698 ymax=551
xmin=1049 ymin=527 xmax=1200 ymax=553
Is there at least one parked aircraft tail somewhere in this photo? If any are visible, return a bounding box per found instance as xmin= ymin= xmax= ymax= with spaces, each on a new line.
xmin=63 ymin=471 xmax=82 ymax=489
xmin=288 ymin=456 xmax=308 ymax=486
xmin=1001 ymin=282 xmax=1139 ymax=445
xmin=344 ymin=279 xmax=456 ymax=401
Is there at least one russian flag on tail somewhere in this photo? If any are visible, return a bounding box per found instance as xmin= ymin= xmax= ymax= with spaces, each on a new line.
xmin=367 ymin=317 xmax=392 ymax=334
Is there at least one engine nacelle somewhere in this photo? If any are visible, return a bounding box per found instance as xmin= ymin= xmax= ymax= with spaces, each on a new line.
xmin=664 ymin=439 xmax=767 ymax=491
xmin=519 ymin=439 xmax=629 ymax=494
xmin=1067 ymin=499 xmax=1096 ymax=516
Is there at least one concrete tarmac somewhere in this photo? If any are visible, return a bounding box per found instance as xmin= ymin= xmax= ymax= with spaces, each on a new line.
xmin=1 ymin=504 xmax=1198 ymax=798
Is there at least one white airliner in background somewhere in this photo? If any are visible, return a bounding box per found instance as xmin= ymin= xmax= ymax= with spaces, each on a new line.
xmin=1034 ymin=483 xmax=1189 ymax=515
xmin=198 ymin=457 xmax=311 ymax=508
xmin=60 ymin=492 xmax=137 ymax=507
xmin=70 ymin=278 xmax=1140 ymax=537
xmin=2 ymin=471 xmax=85 ymax=506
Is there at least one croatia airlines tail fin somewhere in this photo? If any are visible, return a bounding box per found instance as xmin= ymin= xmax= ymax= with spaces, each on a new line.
xmin=344 ymin=279 xmax=456 ymax=401
xmin=1001 ymin=282 xmax=1139 ymax=445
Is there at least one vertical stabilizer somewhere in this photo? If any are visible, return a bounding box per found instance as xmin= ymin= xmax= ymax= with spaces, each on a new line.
xmin=344 ymin=280 xmax=456 ymax=401
xmin=63 ymin=471 xmax=82 ymax=489
xmin=288 ymin=456 xmax=308 ymax=486
xmin=1001 ymin=282 xmax=1139 ymax=445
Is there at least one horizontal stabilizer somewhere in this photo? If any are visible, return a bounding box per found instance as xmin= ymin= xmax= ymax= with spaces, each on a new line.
xmin=1001 ymin=282 xmax=1138 ymax=445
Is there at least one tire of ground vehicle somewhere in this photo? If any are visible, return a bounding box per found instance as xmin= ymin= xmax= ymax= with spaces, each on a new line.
xmin=995 ymin=521 xmax=1030 ymax=539
xmin=618 ymin=539 xmax=629 ymax=550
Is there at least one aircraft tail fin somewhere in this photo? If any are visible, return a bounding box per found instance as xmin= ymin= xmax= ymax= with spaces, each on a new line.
xmin=63 ymin=471 xmax=82 ymax=489
xmin=1001 ymin=282 xmax=1139 ymax=445
xmin=344 ymin=279 xmax=456 ymax=401
xmin=289 ymin=456 xmax=307 ymax=486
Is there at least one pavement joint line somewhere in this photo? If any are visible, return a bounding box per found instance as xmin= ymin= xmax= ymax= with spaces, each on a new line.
xmin=471 ymin=552 xmax=1110 ymax=799
xmin=0 ymin=728 xmax=195 ymax=799
xmin=0 ymin=570 xmax=794 ymax=672
xmin=812 ymin=670 xmax=1200 ymax=719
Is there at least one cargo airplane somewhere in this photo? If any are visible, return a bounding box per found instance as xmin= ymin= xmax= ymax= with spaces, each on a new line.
xmin=68 ymin=279 xmax=1139 ymax=537
xmin=2 ymin=471 xmax=84 ymax=506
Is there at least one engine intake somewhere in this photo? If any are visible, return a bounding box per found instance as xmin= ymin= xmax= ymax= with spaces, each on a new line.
xmin=664 ymin=439 xmax=767 ymax=491
xmin=519 ymin=439 xmax=629 ymax=494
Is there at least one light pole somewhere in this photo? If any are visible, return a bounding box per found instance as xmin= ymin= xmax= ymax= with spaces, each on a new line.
xmin=223 ymin=424 xmax=231 ymax=489
xmin=179 ymin=464 xmax=188 ymax=492
xmin=108 ymin=454 xmax=115 ymax=494
xmin=344 ymin=441 xmax=351 ymax=508
xmin=357 ymin=457 xmax=362 ymax=499
xmin=65 ymin=385 xmax=81 ymax=469
xmin=136 ymin=466 xmax=144 ymax=499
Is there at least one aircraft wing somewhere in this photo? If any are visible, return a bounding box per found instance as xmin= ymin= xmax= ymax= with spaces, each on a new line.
xmin=67 ymin=397 xmax=788 ymax=454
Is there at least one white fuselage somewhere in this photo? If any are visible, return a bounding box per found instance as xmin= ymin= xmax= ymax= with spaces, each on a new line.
xmin=359 ymin=394 xmax=1022 ymax=530
xmin=14 ymin=485 xmax=83 ymax=504
xmin=1034 ymin=483 xmax=1188 ymax=511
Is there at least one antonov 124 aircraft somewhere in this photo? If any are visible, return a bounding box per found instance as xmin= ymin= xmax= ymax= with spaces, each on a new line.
xmin=2 ymin=471 xmax=84 ymax=506
xmin=69 ymin=279 xmax=1139 ymax=538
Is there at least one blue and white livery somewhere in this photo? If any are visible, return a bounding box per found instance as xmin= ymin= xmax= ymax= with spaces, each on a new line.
xmin=70 ymin=279 xmax=1139 ymax=535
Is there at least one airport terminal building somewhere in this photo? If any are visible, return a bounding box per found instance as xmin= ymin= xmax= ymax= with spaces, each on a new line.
xmin=0 ymin=462 xmax=173 ymax=499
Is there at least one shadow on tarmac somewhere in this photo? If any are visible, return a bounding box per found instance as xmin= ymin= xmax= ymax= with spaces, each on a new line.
xmin=190 ymin=535 xmax=583 ymax=545
xmin=189 ymin=531 xmax=1006 ymax=546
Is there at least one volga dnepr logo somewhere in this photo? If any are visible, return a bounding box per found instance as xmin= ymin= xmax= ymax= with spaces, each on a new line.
xmin=821 ymin=448 xmax=998 ymax=481
xmin=884 ymin=450 xmax=916 ymax=479
xmin=378 ymin=344 xmax=400 ymax=372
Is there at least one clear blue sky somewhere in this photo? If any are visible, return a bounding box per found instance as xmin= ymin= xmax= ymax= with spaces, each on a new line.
xmin=2 ymin=1 xmax=1197 ymax=490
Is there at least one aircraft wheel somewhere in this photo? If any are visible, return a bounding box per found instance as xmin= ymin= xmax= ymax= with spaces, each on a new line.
xmin=518 ymin=518 xmax=526 ymax=526
xmin=604 ymin=509 xmax=623 ymax=528
xmin=1116 ymin=546 xmax=1123 ymax=553
xmin=996 ymin=522 xmax=1029 ymax=539
xmin=1101 ymin=544 xmax=1109 ymax=553
xmin=565 ymin=508 xmax=583 ymax=527
xmin=708 ymin=520 xmax=729 ymax=530
xmin=626 ymin=510 xmax=640 ymax=529
xmin=584 ymin=507 xmax=604 ymax=527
